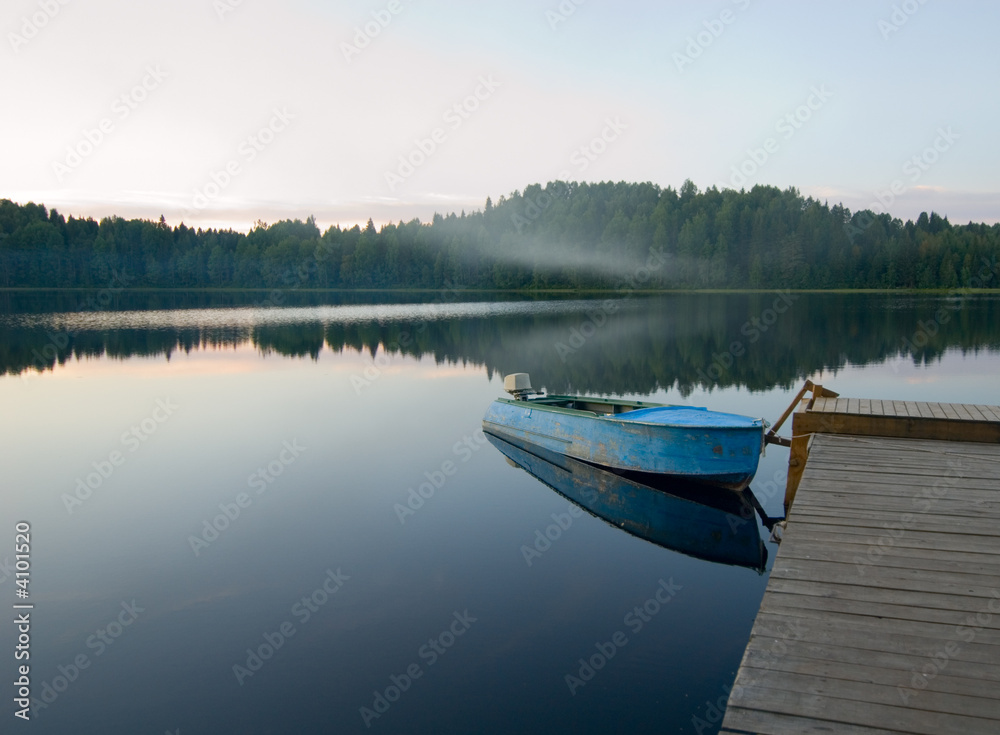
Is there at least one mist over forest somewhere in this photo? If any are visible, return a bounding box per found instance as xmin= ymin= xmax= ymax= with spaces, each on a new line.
xmin=2 ymin=180 xmax=998 ymax=291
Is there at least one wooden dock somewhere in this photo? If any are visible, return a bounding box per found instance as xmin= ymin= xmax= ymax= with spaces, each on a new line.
xmin=721 ymin=396 xmax=1000 ymax=734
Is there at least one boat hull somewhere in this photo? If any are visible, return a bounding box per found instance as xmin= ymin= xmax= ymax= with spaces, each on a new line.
xmin=482 ymin=397 xmax=764 ymax=490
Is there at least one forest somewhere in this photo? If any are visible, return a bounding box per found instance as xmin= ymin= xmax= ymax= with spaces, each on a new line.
xmin=1 ymin=180 xmax=998 ymax=290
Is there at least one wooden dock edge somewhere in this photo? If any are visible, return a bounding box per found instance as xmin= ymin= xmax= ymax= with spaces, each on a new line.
xmin=784 ymin=402 xmax=1000 ymax=511
xmin=725 ymin=432 xmax=1000 ymax=734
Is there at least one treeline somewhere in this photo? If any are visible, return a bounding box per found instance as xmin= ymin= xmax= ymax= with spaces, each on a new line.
xmin=1 ymin=181 xmax=999 ymax=290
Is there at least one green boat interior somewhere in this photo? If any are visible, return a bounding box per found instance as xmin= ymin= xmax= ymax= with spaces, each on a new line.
xmin=505 ymin=373 xmax=655 ymax=416
xmin=527 ymin=396 xmax=649 ymax=415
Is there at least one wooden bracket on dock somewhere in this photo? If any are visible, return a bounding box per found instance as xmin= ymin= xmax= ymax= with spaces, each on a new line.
xmin=765 ymin=380 xmax=839 ymax=448
xmin=771 ymin=381 xmax=839 ymax=513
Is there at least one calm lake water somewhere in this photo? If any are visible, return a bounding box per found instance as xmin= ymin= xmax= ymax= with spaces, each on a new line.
xmin=2 ymin=292 xmax=998 ymax=734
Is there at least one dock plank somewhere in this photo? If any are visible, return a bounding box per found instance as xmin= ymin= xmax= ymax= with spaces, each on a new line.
xmin=802 ymin=452 xmax=991 ymax=472
xmin=976 ymin=404 xmax=1000 ymax=422
xmin=765 ymin=577 xmax=1000 ymax=617
xmin=813 ymin=396 xmax=834 ymax=412
xmin=750 ymin=606 xmax=1000 ymax=649
xmin=747 ymin=612 xmax=1000 ymax=667
xmin=940 ymin=402 xmax=962 ymax=420
xmin=724 ymin=683 xmax=998 ymax=735
xmin=964 ymin=405 xmax=988 ymax=422
xmin=929 ymin=402 xmax=949 ymax=419
xmin=789 ymin=495 xmax=1000 ymax=521
xmin=803 ymin=434 xmax=1000 ymax=455
xmin=720 ymin=707 xmax=899 ymax=735
xmin=953 ymin=403 xmax=976 ymax=421
xmin=798 ymin=460 xmax=983 ymax=479
xmin=772 ymin=521 xmax=1000 ymax=555
xmin=776 ymin=538 xmax=1000 ymax=574
xmin=786 ymin=507 xmax=1000 ymax=536
xmin=768 ymin=558 xmax=1000 ymax=601
xmin=760 ymin=589 xmax=1000 ymax=628
xmin=733 ymin=667 xmax=1000 ymax=721
xmin=736 ymin=650 xmax=1000 ymax=711
xmin=801 ymin=470 xmax=1000 ymax=492
xmin=722 ymin=707 xmax=902 ymax=735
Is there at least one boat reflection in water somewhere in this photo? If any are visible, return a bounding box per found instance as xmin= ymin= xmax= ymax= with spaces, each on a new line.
xmin=486 ymin=431 xmax=769 ymax=573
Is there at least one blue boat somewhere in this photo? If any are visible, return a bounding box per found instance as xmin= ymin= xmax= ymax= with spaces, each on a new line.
xmin=485 ymin=431 xmax=768 ymax=572
xmin=482 ymin=373 xmax=766 ymax=491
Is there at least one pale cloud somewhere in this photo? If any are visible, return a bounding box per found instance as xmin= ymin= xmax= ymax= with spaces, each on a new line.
xmin=2 ymin=0 xmax=998 ymax=231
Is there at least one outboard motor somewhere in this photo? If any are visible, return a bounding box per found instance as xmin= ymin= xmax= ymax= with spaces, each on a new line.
xmin=504 ymin=373 xmax=534 ymax=400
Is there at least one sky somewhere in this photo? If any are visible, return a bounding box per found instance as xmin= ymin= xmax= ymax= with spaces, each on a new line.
xmin=2 ymin=0 xmax=998 ymax=232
